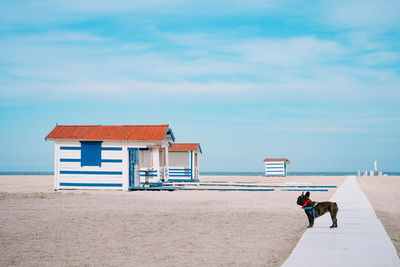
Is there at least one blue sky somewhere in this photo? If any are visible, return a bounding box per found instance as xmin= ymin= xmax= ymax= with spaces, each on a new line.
xmin=0 ymin=0 xmax=399 ymax=172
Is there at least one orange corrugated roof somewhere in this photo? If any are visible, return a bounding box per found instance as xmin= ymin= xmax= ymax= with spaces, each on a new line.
xmin=45 ymin=125 xmax=173 ymax=141
xmin=264 ymin=158 xmax=290 ymax=164
xmin=169 ymin=143 xmax=201 ymax=153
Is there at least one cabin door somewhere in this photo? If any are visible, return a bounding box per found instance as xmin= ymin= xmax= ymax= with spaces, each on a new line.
xmin=129 ymin=149 xmax=139 ymax=187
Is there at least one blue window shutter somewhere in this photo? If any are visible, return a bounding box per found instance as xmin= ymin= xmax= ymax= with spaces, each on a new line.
xmin=81 ymin=141 xmax=102 ymax=167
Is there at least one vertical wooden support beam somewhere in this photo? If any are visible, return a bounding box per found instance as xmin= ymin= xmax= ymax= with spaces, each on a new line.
xmin=122 ymin=143 xmax=129 ymax=191
xmin=54 ymin=142 xmax=60 ymax=190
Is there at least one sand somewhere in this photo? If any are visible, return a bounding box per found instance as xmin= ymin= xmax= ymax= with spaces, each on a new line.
xmin=357 ymin=175 xmax=400 ymax=256
xmin=1 ymin=175 xmax=345 ymax=266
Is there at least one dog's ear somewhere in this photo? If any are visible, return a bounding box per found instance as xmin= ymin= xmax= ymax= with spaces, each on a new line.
xmin=305 ymin=191 xmax=310 ymax=198
xmin=301 ymin=192 xmax=304 ymax=196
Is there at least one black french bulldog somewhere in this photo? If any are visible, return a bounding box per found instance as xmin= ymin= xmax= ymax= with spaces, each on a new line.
xmin=297 ymin=191 xmax=338 ymax=228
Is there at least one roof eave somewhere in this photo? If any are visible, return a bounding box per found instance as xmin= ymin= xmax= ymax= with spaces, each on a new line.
xmin=46 ymin=138 xmax=165 ymax=142
xmin=197 ymin=144 xmax=202 ymax=154
xmin=164 ymin=127 xmax=176 ymax=142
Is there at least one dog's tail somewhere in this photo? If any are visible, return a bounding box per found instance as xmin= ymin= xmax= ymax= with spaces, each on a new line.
xmin=333 ymin=202 xmax=337 ymax=206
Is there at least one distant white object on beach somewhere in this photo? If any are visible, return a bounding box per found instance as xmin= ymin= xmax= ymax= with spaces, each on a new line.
xmin=370 ymin=171 xmax=374 ymax=176
xmin=45 ymin=124 xmax=176 ymax=191
xmin=264 ymin=158 xmax=290 ymax=177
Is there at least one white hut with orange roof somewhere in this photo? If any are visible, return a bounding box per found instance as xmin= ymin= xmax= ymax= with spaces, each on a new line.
xmin=45 ymin=124 xmax=175 ymax=191
xmin=168 ymin=143 xmax=202 ymax=181
xmin=264 ymin=158 xmax=290 ymax=177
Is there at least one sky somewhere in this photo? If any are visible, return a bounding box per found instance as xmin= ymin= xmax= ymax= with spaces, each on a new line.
xmin=0 ymin=0 xmax=399 ymax=172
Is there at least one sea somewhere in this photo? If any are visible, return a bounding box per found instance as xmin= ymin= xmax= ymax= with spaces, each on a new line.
xmin=1 ymin=171 xmax=400 ymax=176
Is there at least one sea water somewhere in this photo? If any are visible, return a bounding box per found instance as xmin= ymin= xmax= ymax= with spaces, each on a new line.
xmin=1 ymin=171 xmax=399 ymax=176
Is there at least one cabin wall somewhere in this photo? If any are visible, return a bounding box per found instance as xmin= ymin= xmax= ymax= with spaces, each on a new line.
xmin=55 ymin=140 xmax=166 ymax=190
xmin=56 ymin=140 xmax=125 ymax=190
xmin=265 ymin=161 xmax=286 ymax=176
xmin=168 ymin=150 xmax=200 ymax=181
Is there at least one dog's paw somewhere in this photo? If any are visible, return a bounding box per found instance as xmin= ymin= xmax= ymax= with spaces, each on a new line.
xmin=307 ymin=225 xmax=313 ymax=228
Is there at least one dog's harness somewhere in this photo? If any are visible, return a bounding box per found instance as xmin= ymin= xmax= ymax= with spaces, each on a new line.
xmin=302 ymin=199 xmax=318 ymax=218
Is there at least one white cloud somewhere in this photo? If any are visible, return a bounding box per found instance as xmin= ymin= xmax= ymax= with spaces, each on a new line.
xmin=0 ymin=0 xmax=280 ymax=26
xmin=1 ymin=27 xmax=399 ymax=104
xmin=322 ymin=0 xmax=400 ymax=31
xmin=223 ymin=37 xmax=344 ymax=66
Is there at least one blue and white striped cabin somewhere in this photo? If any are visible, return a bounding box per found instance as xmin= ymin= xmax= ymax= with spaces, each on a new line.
xmin=46 ymin=125 xmax=175 ymax=191
xmin=264 ymin=158 xmax=290 ymax=177
xmin=168 ymin=143 xmax=202 ymax=182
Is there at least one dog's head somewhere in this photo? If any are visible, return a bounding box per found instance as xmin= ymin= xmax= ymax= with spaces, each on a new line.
xmin=297 ymin=191 xmax=310 ymax=206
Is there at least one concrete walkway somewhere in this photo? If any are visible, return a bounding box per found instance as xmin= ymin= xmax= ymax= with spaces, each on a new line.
xmin=283 ymin=176 xmax=400 ymax=267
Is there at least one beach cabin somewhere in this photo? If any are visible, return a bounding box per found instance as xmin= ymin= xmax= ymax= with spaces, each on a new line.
xmin=264 ymin=158 xmax=290 ymax=177
xmin=168 ymin=143 xmax=202 ymax=182
xmin=45 ymin=125 xmax=175 ymax=191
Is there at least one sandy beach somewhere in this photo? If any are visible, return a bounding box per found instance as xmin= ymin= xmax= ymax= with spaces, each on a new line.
xmin=0 ymin=175 xmax=343 ymax=266
xmin=357 ymin=175 xmax=400 ymax=256
xmin=2 ymin=175 xmax=397 ymax=266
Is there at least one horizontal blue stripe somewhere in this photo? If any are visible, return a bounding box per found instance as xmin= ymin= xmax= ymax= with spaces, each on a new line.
xmin=141 ymin=182 xmax=164 ymax=186
xmin=60 ymin=146 xmax=81 ymax=150
xmin=60 ymin=146 xmax=122 ymax=151
xmin=140 ymin=174 xmax=158 ymax=177
xmin=60 ymin=182 xmax=122 ymax=187
xmin=60 ymin=171 xmax=122 ymax=175
xmin=60 ymin=158 xmax=123 ymax=163
xmin=167 ymin=179 xmax=199 ymax=182
xmin=101 ymin=159 xmax=122 ymax=163
xmin=281 ymin=189 xmax=328 ymax=192
xmin=102 ymin=147 xmax=122 ymax=151
xmin=196 ymin=183 xmax=270 ymax=188
xmin=60 ymin=158 xmax=81 ymax=162
xmin=180 ymin=188 xmax=274 ymax=192
xmin=140 ymin=170 xmax=157 ymax=173
xmin=200 ymin=181 xmax=229 ymax=183
xmin=277 ymin=185 xmax=336 ymax=188
xmin=129 ymin=187 xmax=179 ymax=191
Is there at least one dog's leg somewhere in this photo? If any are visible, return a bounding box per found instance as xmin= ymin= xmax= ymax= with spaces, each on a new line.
xmin=329 ymin=204 xmax=338 ymax=228
xmin=329 ymin=211 xmax=335 ymax=228
xmin=307 ymin=214 xmax=314 ymax=228
xmin=333 ymin=204 xmax=338 ymax=228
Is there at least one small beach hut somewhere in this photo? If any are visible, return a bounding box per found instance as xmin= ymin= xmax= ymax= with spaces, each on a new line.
xmin=168 ymin=143 xmax=202 ymax=181
xmin=45 ymin=125 xmax=175 ymax=191
xmin=264 ymin=158 xmax=290 ymax=177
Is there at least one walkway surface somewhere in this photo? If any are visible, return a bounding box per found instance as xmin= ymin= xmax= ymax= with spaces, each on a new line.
xmin=283 ymin=176 xmax=400 ymax=267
